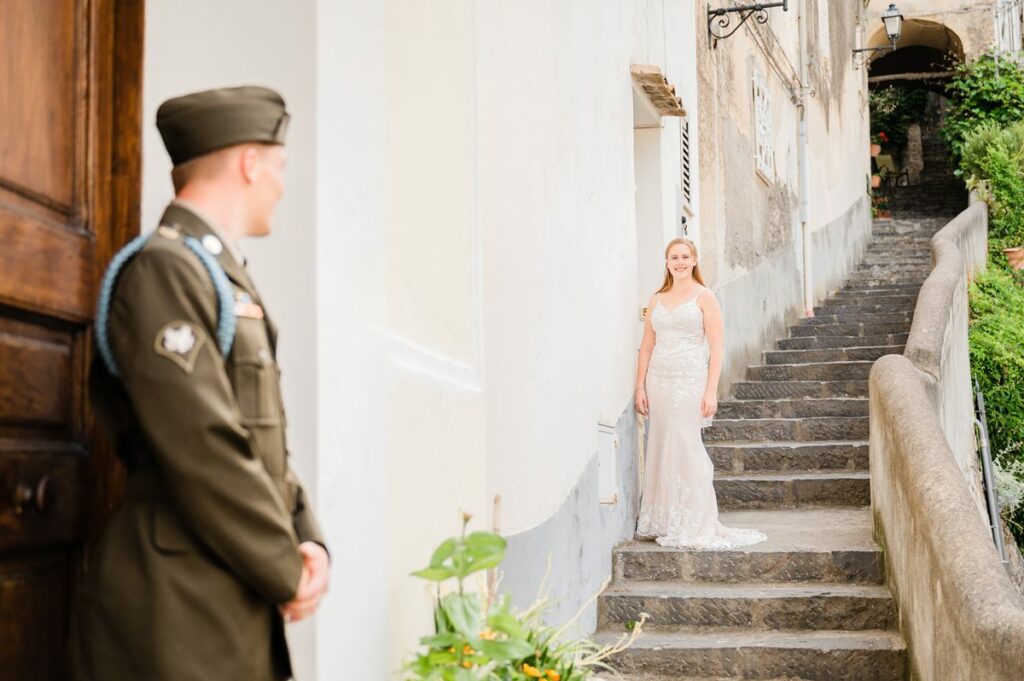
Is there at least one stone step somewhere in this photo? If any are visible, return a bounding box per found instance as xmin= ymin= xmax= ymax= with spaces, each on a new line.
xmin=859 ymin=254 xmax=931 ymax=262
xmin=704 ymin=416 xmax=868 ymax=443
xmin=776 ymin=333 xmax=908 ymax=350
xmin=615 ymin=508 xmax=880 ymax=583
xmin=858 ymin=260 xmax=930 ymax=269
xmin=856 ymin=261 xmax=931 ymax=271
xmin=826 ymin=293 xmax=917 ymax=306
xmin=717 ymin=398 xmax=868 ymax=419
xmin=860 ymin=253 xmax=928 ymax=262
xmin=713 ymin=471 xmax=870 ymax=509
xmin=800 ymin=311 xmax=911 ymax=325
xmin=763 ymin=345 xmax=902 ymax=365
xmin=746 ymin=362 xmax=873 ymax=382
xmin=813 ymin=303 xmax=914 ymax=316
xmin=707 ymin=441 xmax=868 ymax=472
xmin=788 ymin=322 xmax=911 ymax=337
xmin=597 ymin=580 xmax=894 ymax=630
xmin=843 ymin=278 xmax=927 ymax=288
xmin=732 ymin=380 xmax=868 ymax=400
xmin=593 ymin=628 xmax=907 ymax=680
xmin=838 ymin=282 xmax=922 ymax=294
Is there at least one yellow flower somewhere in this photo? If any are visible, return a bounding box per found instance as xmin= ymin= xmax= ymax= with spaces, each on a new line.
xmin=462 ymin=660 xmax=473 ymax=669
xmin=546 ymin=671 xmax=561 ymax=681
xmin=523 ymin=663 xmax=543 ymax=678
xmin=447 ymin=647 xmax=455 ymax=654
xmin=479 ymin=628 xmax=497 ymax=640
xmin=463 ymin=644 xmax=476 ymax=655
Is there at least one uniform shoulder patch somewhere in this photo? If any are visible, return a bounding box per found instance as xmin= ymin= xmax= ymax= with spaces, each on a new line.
xmin=154 ymin=321 xmax=206 ymax=373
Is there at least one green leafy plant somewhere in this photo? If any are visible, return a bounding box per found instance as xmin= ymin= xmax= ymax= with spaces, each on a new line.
xmin=993 ymin=442 xmax=1024 ymax=537
xmin=870 ymin=192 xmax=891 ymax=219
xmin=404 ymin=513 xmax=647 ymax=680
xmin=870 ymin=85 xmax=928 ymax=155
xmin=959 ymin=120 xmax=1024 ymax=254
xmin=941 ymin=50 xmax=1024 ymax=163
xmin=969 ymin=267 xmax=1024 ymax=546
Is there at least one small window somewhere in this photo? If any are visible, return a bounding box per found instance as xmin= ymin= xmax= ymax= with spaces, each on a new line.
xmin=753 ymin=69 xmax=774 ymax=182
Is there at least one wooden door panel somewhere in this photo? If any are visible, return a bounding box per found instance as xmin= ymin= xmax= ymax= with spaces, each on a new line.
xmin=0 ymin=209 xmax=94 ymax=321
xmin=0 ymin=0 xmax=142 ymax=676
xmin=0 ymin=552 xmax=70 ymax=680
xmin=0 ymin=316 xmax=74 ymax=430
xmin=0 ymin=447 xmax=84 ymax=549
xmin=0 ymin=0 xmax=79 ymax=209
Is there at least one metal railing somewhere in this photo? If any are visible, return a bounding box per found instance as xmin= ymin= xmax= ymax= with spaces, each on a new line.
xmin=974 ymin=377 xmax=1011 ymax=574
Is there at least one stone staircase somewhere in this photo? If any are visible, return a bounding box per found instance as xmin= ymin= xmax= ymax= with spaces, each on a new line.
xmin=595 ymin=217 xmax=946 ymax=680
xmin=880 ymin=135 xmax=966 ymax=218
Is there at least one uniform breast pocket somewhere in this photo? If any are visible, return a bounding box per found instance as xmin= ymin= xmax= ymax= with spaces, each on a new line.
xmin=231 ymin=319 xmax=281 ymax=423
xmin=233 ymin=359 xmax=281 ymax=422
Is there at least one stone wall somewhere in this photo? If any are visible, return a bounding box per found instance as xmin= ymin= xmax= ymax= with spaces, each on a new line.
xmin=904 ymin=202 xmax=987 ymax=505
xmin=869 ymin=202 xmax=1024 ymax=679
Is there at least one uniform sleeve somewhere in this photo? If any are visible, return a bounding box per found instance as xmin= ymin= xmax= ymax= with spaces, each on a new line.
xmin=109 ymin=246 xmax=303 ymax=604
xmin=286 ymin=465 xmax=327 ymax=551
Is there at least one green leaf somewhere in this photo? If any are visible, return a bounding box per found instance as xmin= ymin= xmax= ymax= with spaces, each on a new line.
xmin=419 ymin=632 xmax=463 ymax=648
xmin=486 ymin=611 xmax=524 ymax=638
xmin=412 ymin=567 xmax=456 ymax=582
xmin=465 ymin=532 xmax=506 ymax=552
xmin=430 ymin=538 xmax=458 ymax=567
xmin=463 ymin=553 xmax=503 ymax=576
xmin=477 ymin=637 xmax=536 ymax=660
xmin=441 ymin=593 xmax=484 ymax=636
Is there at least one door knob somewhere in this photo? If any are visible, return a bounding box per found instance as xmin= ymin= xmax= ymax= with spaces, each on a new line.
xmin=14 ymin=476 xmax=51 ymax=515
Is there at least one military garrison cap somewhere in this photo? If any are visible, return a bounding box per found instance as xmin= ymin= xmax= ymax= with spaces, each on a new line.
xmin=156 ymin=86 xmax=289 ymax=166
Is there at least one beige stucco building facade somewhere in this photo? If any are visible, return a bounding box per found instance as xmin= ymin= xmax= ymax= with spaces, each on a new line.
xmin=866 ymin=0 xmax=1023 ymax=60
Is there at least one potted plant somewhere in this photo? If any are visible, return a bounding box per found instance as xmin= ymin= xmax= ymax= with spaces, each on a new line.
xmin=1003 ymin=247 xmax=1024 ymax=270
xmin=404 ymin=513 xmax=647 ymax=680
xmin=871 ymin=193 xmax=891 ymax=219
xmin=870 ymin=131 xmax=888 ymax=157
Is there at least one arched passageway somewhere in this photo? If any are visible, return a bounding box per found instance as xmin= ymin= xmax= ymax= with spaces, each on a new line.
xmin=866 ymin=20 xmax=967 ymax=218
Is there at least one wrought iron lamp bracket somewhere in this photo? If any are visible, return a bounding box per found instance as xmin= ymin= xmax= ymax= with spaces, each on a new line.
xmin=707 ymin=1 xmax=788 ymax=48
xmin=851 ymin=41 xmax=897 ymax=68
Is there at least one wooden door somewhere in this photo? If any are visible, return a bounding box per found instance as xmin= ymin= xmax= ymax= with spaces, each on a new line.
xmin=0 ymin=1 xmax=143 ymax=677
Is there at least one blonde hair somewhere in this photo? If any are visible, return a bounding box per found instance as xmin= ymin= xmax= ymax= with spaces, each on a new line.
xmin=657 ymin=238 xmax=705 ymax=293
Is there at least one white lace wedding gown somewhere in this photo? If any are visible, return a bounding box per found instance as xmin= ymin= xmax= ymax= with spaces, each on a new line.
xmin=636 ymin=288 xmax=768 ymax=549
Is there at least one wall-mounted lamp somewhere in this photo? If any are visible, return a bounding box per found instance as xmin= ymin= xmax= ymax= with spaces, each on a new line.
xmin=852 ymin=3 xmax=904 ymax=67
xmin=707 ymin=1 xmax=789 ymax=48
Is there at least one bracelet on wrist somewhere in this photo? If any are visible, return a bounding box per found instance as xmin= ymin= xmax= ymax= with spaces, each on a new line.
xmin=635 ymin=386 xmax=645 ymax=393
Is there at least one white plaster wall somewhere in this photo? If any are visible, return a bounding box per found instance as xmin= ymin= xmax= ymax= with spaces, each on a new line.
xmin=142 ymin=2 xmax=320 ymax=677
xmin=312 ymin=2 xmax=391 ymax=678
xmin=476 ymin=0 xmax=698 ymax=537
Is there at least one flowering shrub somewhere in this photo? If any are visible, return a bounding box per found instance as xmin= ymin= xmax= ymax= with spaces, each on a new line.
xmin=404 ymin=514 xmax=646 ymax=680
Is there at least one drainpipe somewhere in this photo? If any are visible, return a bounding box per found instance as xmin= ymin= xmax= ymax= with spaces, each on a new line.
xmin=797 ymin=0 xmax=813 ymax=317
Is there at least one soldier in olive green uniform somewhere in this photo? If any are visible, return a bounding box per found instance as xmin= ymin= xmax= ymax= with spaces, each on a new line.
xmin=69 ymin=86 xmax=329 ymax=681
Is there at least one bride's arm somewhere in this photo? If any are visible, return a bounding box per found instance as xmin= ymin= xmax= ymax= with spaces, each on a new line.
xmin=700 ymin=290 xmax=724 ymax=416
xmin=634 ymin=294 xmax=658 ymax=414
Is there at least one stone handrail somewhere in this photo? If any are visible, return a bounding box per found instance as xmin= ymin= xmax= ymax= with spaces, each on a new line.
xmin=870 ymin=201 xmax=1024 ymax=679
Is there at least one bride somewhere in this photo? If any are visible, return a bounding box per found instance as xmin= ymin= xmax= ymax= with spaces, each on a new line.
xmin=633 ymin=238 xmax=767 ymax=550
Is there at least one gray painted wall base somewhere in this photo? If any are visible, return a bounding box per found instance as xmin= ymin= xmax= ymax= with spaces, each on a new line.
xmin=501 ymin=399 xmax=639 ymax=637
xmin=717 ymin=195 xmax=872 ymax=392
